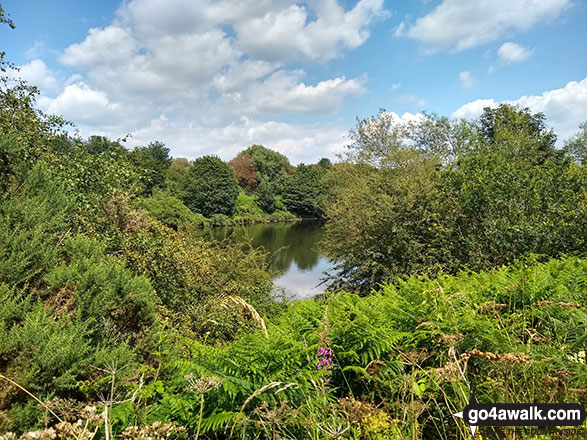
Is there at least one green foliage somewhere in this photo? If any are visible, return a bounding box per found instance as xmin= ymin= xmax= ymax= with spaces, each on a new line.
xmin=240 ymin=145 xmax=290 ymax=194
xmin=564 ymin=120 xmax=587 ymax=164
xmin=49 ymin=136 xmax=140 ymax=239
xmin=44 ymin=236 xmax=157 ymax=340
xmin=234 ymin=193 xmax=264 ymax=217
xmin=165 ymin=157 xmax=191 ymax=198
xmin=148 ymin=256 xmax=587 ymax=439
xmin=0 ymin=4 xmax=15 ymax=30
xmin=182 ymin=155 xmax=239 ymax=217
xmin=282 ymin=164 xmax=324 ymax=218
xmin=138 ymin=190 xmax=207 ymax=230
xmin=323 ymin=105 xmax=587 ymax=290
xmin=317 ymin=157 xmax=332 ymax=169
xmin=117 ymin=217 xmax=273 ymax=332
xmin=129 ymin=141 xmax=172 ymax=195
xmin=209 ymin=213 xmax=234 ymax=227
xmin=254 ymin=180 xmax=276 ymax=214
xmin=0 ymin=162 xmax=72 ymax=288
xmin=0 ymin=77 xmax=68 ymax=188
xmin=479 ymin=104 xmax=560 ymax=164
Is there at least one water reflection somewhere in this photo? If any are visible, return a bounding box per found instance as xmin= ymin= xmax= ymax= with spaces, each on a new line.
xmin=197 ymin=221 xmax=333 ymax=298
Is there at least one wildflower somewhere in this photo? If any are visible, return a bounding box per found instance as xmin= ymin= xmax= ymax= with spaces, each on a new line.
xmin=317 ymin=346 xmax=333 ymax=371
xmin=316 ymin=306 xmax=334 ymax=389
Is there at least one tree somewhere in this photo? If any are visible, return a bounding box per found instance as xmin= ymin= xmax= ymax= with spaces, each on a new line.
xmin=322 ymin=154 xmax=448 ymax=292
xmin=317 ymin=158 xmax=332 ymax=169
xmin=228 ymin=153 xmax=258 ymax=187
xmin=321 ymin=104 xmax=587 ymax=292
xmin=442 ymin=105 xmax=585 ymax=268
xmin=478 ymin=104 xmax=561 ymax=165
xmin=129 ymin=141 xmax=172 ymax=195
xmin=240 ymin=145 xmax=290 ymax=193
xmin=165 ymin=157 xmax=190 ymax=198
xmin=182 ymin=155 xmax=239 ymax=217
xmin=255 ymin=180 xmax=276 ymax=213
xmin=282 ymin=164 xmax=324 ymax=218
xmin=564 ymin=121 xmax=587 ymax=164
xmin=0 ymin=4 xmax=15 ymax=30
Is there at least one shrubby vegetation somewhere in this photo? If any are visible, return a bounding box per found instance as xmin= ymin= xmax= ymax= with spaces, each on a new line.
xmin=322 ymin=107 xmax=587 ymax=292
xmin=1 ymin=11 xmax=587 ymax=438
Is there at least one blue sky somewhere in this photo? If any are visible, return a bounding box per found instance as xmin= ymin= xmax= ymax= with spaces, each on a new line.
xmin=1 ymin=0 xmax=586 ymax=163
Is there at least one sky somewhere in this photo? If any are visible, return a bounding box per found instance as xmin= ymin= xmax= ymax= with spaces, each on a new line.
xmin=1 ymin=0 xmax=586 ymax=163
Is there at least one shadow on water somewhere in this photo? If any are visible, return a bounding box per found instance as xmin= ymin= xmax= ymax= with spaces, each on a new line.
xmin=196 ymin=221 xmax=334 ymax=298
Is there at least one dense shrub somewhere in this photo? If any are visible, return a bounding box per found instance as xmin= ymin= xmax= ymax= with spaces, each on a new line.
xmin=234 ymin=193 xmax=264 ymax=217
xmin=138 ymin=190 xmax=207 ymax=230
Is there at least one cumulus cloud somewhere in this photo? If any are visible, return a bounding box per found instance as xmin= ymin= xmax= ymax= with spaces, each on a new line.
xmin=397 ymin=0 xmax=569 ymax=52
xmin=41 ymin=0 xmax=388 ymax=161
xmin=497 ymin=42 xmax=533 ymax=63
xmin=37 ymin=0 xmax=390 ymax=162
xmin=115 ymin=0 xmax=387 ymax=63
xmin=234 ymin=0 xmax=388 ymax=62
xmin=249 ymin=71 xmax=366 ymax=114
xmin=13 ymin=59 xmax=60 ymax=93
xmin=458 ymin=70 xmax=475 ymax=89
xmin=38 ymin=82 xmax=121 ymax=126
xmin=451 ymin=77 xmax=587 ymax=143
xmin=60 ymin=26 xmax=136 ymax=69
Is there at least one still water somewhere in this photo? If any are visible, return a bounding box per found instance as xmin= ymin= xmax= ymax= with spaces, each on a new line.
xmin=198 ymin=221 xmax=334 ymax=298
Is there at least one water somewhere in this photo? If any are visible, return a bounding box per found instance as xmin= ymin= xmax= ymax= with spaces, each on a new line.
xmin=197 ymin=221 xmax=334 ymax=298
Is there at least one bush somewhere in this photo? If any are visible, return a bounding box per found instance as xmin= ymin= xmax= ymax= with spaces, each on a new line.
xmin=138 ymin=190 xmax=206 ymax=229
xmin=209 ymin=213 xmax=234 ymax=227
xmin=234 ymin=193 xmax=264 ymax=217
xmin=44 ymin=236 xmax=157 ymax=341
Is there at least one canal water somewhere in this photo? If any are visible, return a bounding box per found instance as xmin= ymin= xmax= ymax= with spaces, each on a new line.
xmin=197 ymin=221 xmax=334 ymax=298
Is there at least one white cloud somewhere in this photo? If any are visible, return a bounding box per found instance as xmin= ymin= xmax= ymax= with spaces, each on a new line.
xmin=398 ymin=0 xmax=570 ymax=52
xmin=42 ymin=0 xmax=386 ymax=162
xmin=234 ymin=0 xmax=388 ymax=62
xmin=452 ymin=99 xmax=497 ymax=120
xmin=458 ymin=70 xmax=475 ymax=89
xmin=497 ymin=42 xmax=533 ymax=63
xmin=60 ymin=26 xmax=136 ymax=69
xmin=38 ymin=82 xmax=122 ymax=126
xmin=14 ymin=59 xmax=59 ymax=93
xmin=451 ymin=77 xmax=587 ymax=143
xmin=115 ymin=0 xmax=387 ymax=63
xmin=248 ymin=71 xmax=366 ymax=114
